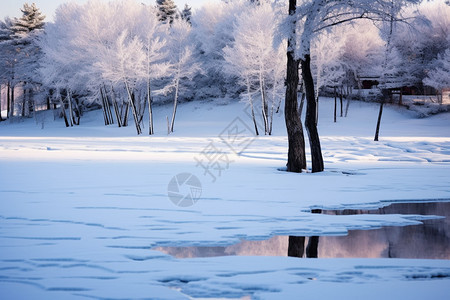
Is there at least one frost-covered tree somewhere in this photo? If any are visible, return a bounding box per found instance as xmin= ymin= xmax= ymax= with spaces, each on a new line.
xmin=8 ymin=3 xmax=46 ymax=118
xmin=40 ymin=0 xmax=170 ymax=133
xmin=10 ymin=3 xmax=45 ymax=39
xmin=423 ymin=48 xmax=450 ymax=99
xmin=340 ymin=21 xmax=384 ymax=92
xmin=392 ymin=0 xmax=450 ymax=93
xmin=166 ymin=19 xmax=201 ymax=133
xmin=284 ymin=0 xmax=422 ymax=173
xmin=224 ymin=2 xmax=284 ymax=135
xmin=181 ymin=4 xmax=192 ymax=25
xmin=193 ymin=0 xmax=251 ymax=99
xmin=156 ymin=0 xmax=178 ymax=24
xmin=0 ymin=18 xmax=15 ymax=119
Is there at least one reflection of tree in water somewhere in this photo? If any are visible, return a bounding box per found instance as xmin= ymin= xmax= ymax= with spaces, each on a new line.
xmin=319 ymin=202 xmax=450 ymax=259
xmin=155 ymin=203 xmax=449 ymax=259
xmin=288 ymin=209 xmax=321 ymax=258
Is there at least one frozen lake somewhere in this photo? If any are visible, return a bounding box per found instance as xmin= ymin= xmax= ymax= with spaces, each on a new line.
xmin=1 ymin=99 xmax=449 ymax=299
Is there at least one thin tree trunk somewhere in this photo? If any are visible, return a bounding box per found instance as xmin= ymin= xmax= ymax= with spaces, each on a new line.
xmin=103 ymin=86 xmax=114 ymax=125
xmin=11 ymin=83 xmax=15 ymax=118
xmin=285 ymin=0 xmax=307 ymax=173
xmin=100 ymin=88 xmax=109 ymax=125
xmin=124 ymin=80 xmax=142 ymax=135
xmin=170 ymin=78 xmax=180 ymax=133
xmin=6 ymin=82 xmax=10 ymax=119
xmin=67 ymin=91 xmax=74 ymax=127
xmin=59 ymin=94 xmax=69 ymax=127
xmin=0 ymin=85 xmax=3 ymax=121
xmin=110 ymin=86 xmax=122 ymax=127
xmin=374 ymin=101 xmax=384 ymax=141
xmin=246 ymin=77 xmax=259 ymax=136
xmin=260 ymin=75 xmax=269 ymax=135
xmin=288 ymin=236 xmax=305 ymax=258
xmin=68 ymin=90 xmax=80 ymax=125
xmin=147 ymin=78 xmax=154 ymax=135
xmin=340 ymin=86 xmax=343 ymax=117
xmin=21 ymin=88 xmax=27 ymax=117
xmin=302 ymin=54 xmax=324 ymax=173
xmin=334 ymin=86 xmax=337 ymax=123
xmin=122 ymin=101 xmax=129 ymax=127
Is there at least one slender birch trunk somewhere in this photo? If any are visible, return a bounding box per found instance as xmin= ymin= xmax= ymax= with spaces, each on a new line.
xmin=59 ymin=94 xmax=69 ymax=127
xmin=124 ymin=80 xmax=142 ymax=135
xmin=246 ymin=76 xmax=259 ymax=136
xmin=110 ymin=86 xmax=122 ymax=127
xmin=169 ymin=77 xmax=180 ymax=133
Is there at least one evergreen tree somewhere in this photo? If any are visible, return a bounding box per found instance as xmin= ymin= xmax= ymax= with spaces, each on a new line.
xmin=156 ymin=0 xmax=178 ymax=24
xmin=11 ymin=3 xmax=45 ymax=40
xmin=9 ymin=3 xmax=46 ymax=117
xmin=181 ymin=4 xmax=192 ymax=25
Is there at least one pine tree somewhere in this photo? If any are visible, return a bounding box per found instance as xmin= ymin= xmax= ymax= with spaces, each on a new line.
xmin=156 ymin=0 xmax=178 ymax=24
xmin=9 ymin=3 xmax=46 ymax=117
xmin=181 ymin=4 xmax=192 ymax=25
xmin=11 ymin=3 xmax=45 ymax=40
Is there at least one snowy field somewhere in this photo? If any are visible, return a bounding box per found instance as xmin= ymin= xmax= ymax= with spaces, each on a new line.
xmin=0 ymin=98 xmax=449 ymax=299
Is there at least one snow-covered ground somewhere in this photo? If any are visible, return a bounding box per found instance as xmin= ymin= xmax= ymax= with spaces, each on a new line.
xmin=0 ymin=98 xmax=449 ymax=299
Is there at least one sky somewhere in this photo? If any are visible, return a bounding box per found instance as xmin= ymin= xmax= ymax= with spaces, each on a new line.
xmin=1 ymin=0 xmax=216 ymax=22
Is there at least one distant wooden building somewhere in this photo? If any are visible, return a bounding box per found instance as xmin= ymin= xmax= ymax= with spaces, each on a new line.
xmin=442 ymin=88 xmax=450 ymax=104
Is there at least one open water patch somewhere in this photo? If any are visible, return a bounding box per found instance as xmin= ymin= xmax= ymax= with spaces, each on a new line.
xmin=154 ymin=202 xmax=449 ymax=259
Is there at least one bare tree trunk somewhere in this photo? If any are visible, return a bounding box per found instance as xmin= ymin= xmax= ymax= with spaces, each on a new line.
xmin=260 ymin=75 xmax=269 ymax=135
xmin=59 ymin=94 xmax=69 ymax=127
xmin=246 ymin=77 xmax=259 ymax=136
xmin=302 ymin=54 xmax=324 ymax=173
xmin=110 ymin=86 xmax=122 ymax=127
xmin=0 ymin=85 xmax=3 ymax=122
xmin=147 ymin=78 xmax=154 ymax=135
xmin=288 ymin=236 xmax=305 ymax=258
xmin=339 ymin=86 xmax=344 ymax=117
xmin=68 ymin=91 xmax=80 ymax=125
xmin=100 ymin=88 xmax=109 ymax=125
xmin=285 ymin=0 xmax=307 ymax=173
xmin=6 ymin=83 xmax=10 ymax=119
xmin=125 ymin=80 xmax=142 ymax=135
xmin=169 ymin=78 xmax=180 ymax=133
xmin=10 ymin=83 xmax=15 ymax=118
xmin=374 ymin=101 xmax=384 ymax=142
xmin=21 ymin=88 xmax=27 ymax=117
xmin=122 ymin=101 xmax=129 ymax=127
xmin=103 ymin=86 xmax=114 ymax=125
xmin=67 ymin=91 xmax=74 ymax=127
xmin=334 ymin=86 xmax=337 ymax=123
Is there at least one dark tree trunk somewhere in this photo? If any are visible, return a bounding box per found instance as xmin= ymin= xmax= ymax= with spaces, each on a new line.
xmin=301 ymin=55 xmax=324 ymax=173
xmin=334 ymin=86 xmax=337 ymax=123
xmin=7 ymin=83 xmax=10 ymax=119
xmin=288 ymin=236 xmax=305 ymax=258
xmin=285 ymin=0 xmax=307 ymax=173
xmin=0 ymin=86 xmax=2 ymax=122
xmin=374 ymin=101 xmax=384 ymax=141
xmin=339 ymin=87 xmax=343 ymax=117
xmin=10 ymin=84 xmax=14 ymax=118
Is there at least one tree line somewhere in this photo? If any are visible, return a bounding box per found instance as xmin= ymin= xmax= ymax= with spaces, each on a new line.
xmin=0 ymin=0 xmax=449 ymax=172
